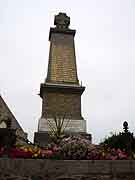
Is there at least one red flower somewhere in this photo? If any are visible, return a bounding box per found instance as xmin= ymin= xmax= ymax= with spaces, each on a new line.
xmin=9 ymin=148 xmax=33 ymax=159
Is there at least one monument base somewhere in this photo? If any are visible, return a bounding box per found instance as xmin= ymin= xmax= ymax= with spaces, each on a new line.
xmin=34 ymin=131 xmax=51 ymax=147
xmin=38 ymin=118 xmax=87 ymax=132
xmin=34 ymin=131 xmax=92 ymax=147
xmin=34 ymin=118 xmax=91 ymax=146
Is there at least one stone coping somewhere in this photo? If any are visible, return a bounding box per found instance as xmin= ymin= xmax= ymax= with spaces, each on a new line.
xmin=0 ymin=160 xmax=135 ymax=180
xmin=0 ymin=159 xmax=135 ymax=172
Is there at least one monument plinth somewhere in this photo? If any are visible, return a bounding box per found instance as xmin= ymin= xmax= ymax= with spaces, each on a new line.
xmin=34 ymin=13 xmax=89 ymax=146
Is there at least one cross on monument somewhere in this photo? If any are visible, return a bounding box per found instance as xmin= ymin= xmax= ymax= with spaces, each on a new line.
xmin=54 ymin=12 xmax=70 ymax=29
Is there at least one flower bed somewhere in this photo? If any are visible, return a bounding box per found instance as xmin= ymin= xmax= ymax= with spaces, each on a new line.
xmin=0 ymin=136 xmax=135 ymax=160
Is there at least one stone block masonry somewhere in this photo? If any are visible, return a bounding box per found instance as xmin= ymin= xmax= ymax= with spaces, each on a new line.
xmin=47 ymin=33 xmax=79 ymax=84
xmin=42 ymin=91 xmax=83 ymax=120
xmin=0 ymin=159 xmax=135 ymax=180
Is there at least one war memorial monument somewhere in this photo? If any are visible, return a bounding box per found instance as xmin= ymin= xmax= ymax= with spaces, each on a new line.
xmin=34 ymin=12 xmax=90 ymax=145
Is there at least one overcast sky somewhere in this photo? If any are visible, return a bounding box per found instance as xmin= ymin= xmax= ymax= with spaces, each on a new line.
xmin=0 ymin=0 xmax=135 ymax=143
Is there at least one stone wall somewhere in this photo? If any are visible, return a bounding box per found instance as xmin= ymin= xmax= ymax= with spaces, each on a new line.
xmin=0 ymin=159 xmax=135 ymax=180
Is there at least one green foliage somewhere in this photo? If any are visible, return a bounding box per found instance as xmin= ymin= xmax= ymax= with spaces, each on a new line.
xmin=48 ymin=115 xmax=70 ymax=144
xmin=100 ymin=131 xmax=135 ymax=154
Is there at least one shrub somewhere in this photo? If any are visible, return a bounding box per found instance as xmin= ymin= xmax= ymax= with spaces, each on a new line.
xmin=59 ymin=136 xmax=96 ymax=160
xmin=100 ymin=131 xmax=135 ymax=155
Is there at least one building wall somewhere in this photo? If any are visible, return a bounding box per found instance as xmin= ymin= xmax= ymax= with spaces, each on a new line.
xmin=0 ymin=159 xmax=135 ymax=180
xmin=0 ymin=95 xmax=23 ymax=131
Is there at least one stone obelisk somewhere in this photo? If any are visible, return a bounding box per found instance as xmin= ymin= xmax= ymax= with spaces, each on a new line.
xmin=34 ymin=13 xmax=87 ymax=145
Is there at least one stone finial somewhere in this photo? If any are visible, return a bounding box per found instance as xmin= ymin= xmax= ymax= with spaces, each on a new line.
xmin=54 ymin=12 xmax=70 ymax=29
xmin=123 ymin=121 xmax=129 ymax=133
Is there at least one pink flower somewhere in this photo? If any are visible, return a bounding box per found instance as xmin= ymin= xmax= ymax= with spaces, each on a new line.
xmin=0 ymin=147 xmax=4 ymax=155
xmin=41 ymin=149 xmax=53 ymax=158
xmin=110 ymin=156 xmax=118 ymax=160
xmin=52 ymin=146 xmax=60 ymax=152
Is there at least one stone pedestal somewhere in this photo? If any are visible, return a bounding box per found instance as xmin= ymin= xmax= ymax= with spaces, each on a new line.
xmin=34 ymin=117 xmax=89 ymax=146
xmin=34 ymin=131 xmax=51 ymax=147
xmin=34 ymin=131 xmax=91 ymax=147
xmin=38 ymin=118 xmax=86 ymax=132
